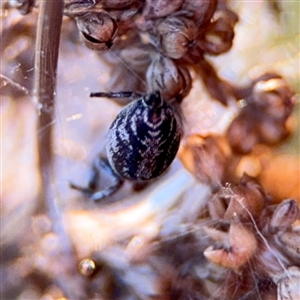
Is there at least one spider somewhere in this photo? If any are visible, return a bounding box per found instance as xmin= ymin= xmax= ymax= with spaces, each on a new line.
xmin=70 ymin=90 xmax=182 ymax=201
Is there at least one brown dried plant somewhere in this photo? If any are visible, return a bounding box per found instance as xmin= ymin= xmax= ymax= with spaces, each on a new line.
xmin=1 ymin=1 xmax=299 ymax=299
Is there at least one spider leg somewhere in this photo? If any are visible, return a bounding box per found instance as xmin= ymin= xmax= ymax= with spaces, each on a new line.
xmin=89 ymin=178 xmax=123 ymax=201
xmin=69 ymin=157 xmax=123 ymax=201
xmin=90 ymin=158 xmax=123 ymax=201
xmin=90 ymin=91 xmax=143 ymax=99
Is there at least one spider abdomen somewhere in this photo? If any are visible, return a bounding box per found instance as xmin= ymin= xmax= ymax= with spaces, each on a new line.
xmin=106 ymin=92 xmax=182 ymax=180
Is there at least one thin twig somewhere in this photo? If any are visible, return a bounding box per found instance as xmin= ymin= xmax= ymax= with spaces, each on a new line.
xmin=34 ymin=1 xmax=88 ymax=298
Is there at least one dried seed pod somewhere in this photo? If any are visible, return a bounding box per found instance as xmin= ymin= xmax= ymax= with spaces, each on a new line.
xmin=146 ymin=54 xmax=192 ymax=101
xmin=232 ymin=72 xmax=283 ymax=100
xmin=269 ymin=199 xmax=299 ymax=233
xmin=8 ymin=0 xmax=35 ymax=14
xmin=277 ymin=230 xmax=300 ymax=260
xmin=227 ymin=76 xmax=296 ymax=154
xmin=101 ymin=0 xmax=133 ymax=9
xmin=260 ymin=119 xmax=293 ymax=146
xmin=197 ymin=9 xmax=238 ymax=55
xmin=226 ymin=114 xmax=258 ymax=154
xmin=208 ymin=175 xmax=267 ymax=222
xmin=177 ymin=66 xmax=192 ymax=98
xmin=179 ymin=135 xmax=229 ymax=190
xmin=76 ymin=11 xmax=118 ymax=50
xmin=105 ymin=1 xmax=143 ymax=22
xmin=155 ymin=17 xmax=198 ymax=59
xmin=204 ymin=223 xmax=257 ymax=269
xmin=252 ymin=78 xmax=295 ymax=120
xmin=277 ymin=266 xmax=300 ymax=300
xmin=64 ymin=0 xmax=95 ymax=17
xmin=224 ymin=176 xmax=266 ymax=221
xmin=181 ymin=0 xmax=217 ymax=27
xmin=143 ymin=0 xmax=184 ymax=19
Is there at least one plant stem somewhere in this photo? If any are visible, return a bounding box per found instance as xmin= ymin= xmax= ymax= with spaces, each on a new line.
xmin=34 ymin=1 xmax=88 ymax=298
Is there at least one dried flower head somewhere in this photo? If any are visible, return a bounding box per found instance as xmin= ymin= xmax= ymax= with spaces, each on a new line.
xmin=8 ymin=0 xmax=35 ymax=14
xmin=277 ymin=266 xmax=300 ymax=300
xmin=181 ymin=0 xmax=217 ymax=27
xmin=99 ymin=0 xmax=133 ymax=9
xmin=227 ymin=75 xmax=296 ymax=154
xmin=277 ymin=229 xmax=300 ymax=261
xmin=155 ymin=16 xmax=198 ymax=59
xmin=269 ymin=199 xmax=299 ymax=233
xmin=76 ymin=11 xmax=118 ymax=50
xmin=252 ymin=77 xmax=295 ymax=120
xmin=208 ymin=175 xmax=267 ymax=222
xmin=64 ymin=0 xmax=96 ymax=17
xmin=146 ymin=54 xmax=191 ymax=101
xmin=104 ymin=1 xmax=143 ymax=22
xmin=143 ymin=0 xmax=184 ymax=19
xmin=197 ymin=8 xmax=238 ymax=55
xmin=204 ymin=222 xmax=258 ymax=269
xmin=179 ymin=135 xmax=230 ymax=190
